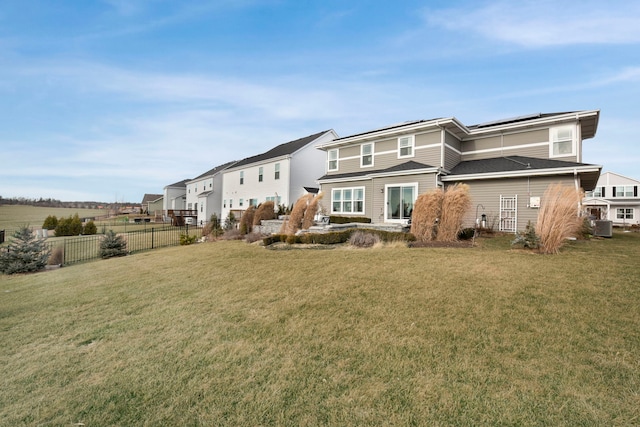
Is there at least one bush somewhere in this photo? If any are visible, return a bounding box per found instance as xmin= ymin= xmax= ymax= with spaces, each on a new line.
xmin=457 ymin=228 xmax=475 ymax=240
xmin=263 ymin=229 xmax=415 ymax=247
xmin=99 ymin=230 xmax=127 ymax=259
xmin=244 ymin=231 xmax=266 ymax=243
xmin=0 ymin=226 xmax=50 ymax=274
xmin=511 ymin=221 xmax=540 ymax=249
xmin=180 ymin=233 xmax=197 ymax=245
xmin=437 ymin=183 xmax=471 ymax=242
xmin=54 ymin=214 xmax=84 ymax=237
xmin=348 ymin=231 xmax=381 ymax=248
xmin=224 ymin=212 xmax=237 ymax=231
xmin=281 ymin=194 xmax=313 ymax=235
xmin=302 ymin=193 xmax=323 ymax=229
xmin=42 ymin=215 xmax=58 ymax=230
xmin=83 ymin=220 xmax=97 ymax=235
xmin=410 ymin=190 xmax=443 ymax=242
xmin=204 ymin=213 xmax=223 ymax=239
xmin=329 ymin=216 xmax=372 ymax=224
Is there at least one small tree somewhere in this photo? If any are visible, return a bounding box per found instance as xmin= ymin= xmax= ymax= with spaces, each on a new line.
xmin=42 ymin=215 xmax=58 ymax=230
xmin=224 ymin=212 xmax=237 ymax=231
xmin=99 ymin=230 xmax=127 ymax=259
xmin=83 ymin=220 xmax=97 ymax=235
xmin=0 ymin=226 xmax=50 ymax=274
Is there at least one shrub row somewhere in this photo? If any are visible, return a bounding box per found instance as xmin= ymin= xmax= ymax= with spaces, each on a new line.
xmin=328 ymin=216 xmax=372 ymax=224
xmin=263 ymin=228 xmax=415 ymax=246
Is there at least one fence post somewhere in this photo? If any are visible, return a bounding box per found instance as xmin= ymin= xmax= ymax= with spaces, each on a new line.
xmin=63 ymin=238 xmax=67 ymax=265
xmin=151 ymin=227 xmax=154 ymax=249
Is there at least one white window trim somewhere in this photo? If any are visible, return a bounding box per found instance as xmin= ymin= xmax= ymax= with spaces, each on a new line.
xmin=331 ymin=186 xmax=365 ymax=215
xmin=384 ymin=183 xmax=418 ymax=223
xmin=361 ymin=143 xmax=374 ymax=168
xmin=274 ymin=163 xmax=280 ymax=180
xmin=398 ymin=135 xmax=415 ymax=159
xmin=328 ymin=149 xmax=339 ymax=172
xmin=616 ymin=208 xmax=634 ymax=219
xmin=549 ymin=125 xmax=576 ymax=158
xmin=258 ymin=167 xmax=264 ymax=182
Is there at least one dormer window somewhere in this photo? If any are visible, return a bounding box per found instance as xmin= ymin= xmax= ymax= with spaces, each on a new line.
xmin=361 ymin=143 xmax=373 ymax=167
xmin=550 ymin=125 xmax=575 ymax=158
xmin=398 ymin=135 xmax=414 ymax=158
xmin=328 ymin=149 xmax=338 ymax=171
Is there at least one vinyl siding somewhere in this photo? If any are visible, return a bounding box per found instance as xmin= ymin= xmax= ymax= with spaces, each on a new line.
xmin=319 ymin=172 xmax=439 ymax=223
xmin=462 ymin=128 xmax=552 ymax=161
xmin=451 ymin=175 xmax=575 ymax=231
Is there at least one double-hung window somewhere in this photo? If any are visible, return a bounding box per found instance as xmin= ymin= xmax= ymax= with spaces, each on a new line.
xmin=550 ymin=125 xmax=575 ymax=157
xmin=398 ymin=135 xmax=414 ymax=158
xmin=361 ymin=143 xmax=373 ymax=167
xmin=328 ymin=149 xmax=338 ymax=171
xmin=240 ymin=171 xmax=244 ymax=185
xmin=274 ymin=163 xmax=280 ymax=180
xmin=617 ymin=208 xmax=634 ymax=219
xmin=258 ymin=167 xmax=263 ymax=182
xmin=331 ymin=187 xmax=364 ymax=214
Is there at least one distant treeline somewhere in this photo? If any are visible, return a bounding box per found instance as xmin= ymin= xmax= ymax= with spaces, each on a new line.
xmin=0 ymin=196 xmax=135 ymax=210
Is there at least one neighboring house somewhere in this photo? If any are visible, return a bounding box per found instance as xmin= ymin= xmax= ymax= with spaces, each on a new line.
xmin=185 ymin=161 xmax=237 ymax=226
xmin=163 ymin=179 xmax=189 ymax=219
xmin=141 ymin=193 xmax=163 ymax=215
xmin=583 ymin=172 xmax=640 ymax=226
xmin=221 ymin=130 xmax=338 ymax=220
xmin=316 ymin=111 xmax=601 ymax=232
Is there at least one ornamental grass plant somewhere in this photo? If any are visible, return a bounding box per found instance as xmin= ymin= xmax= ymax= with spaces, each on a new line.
xmin=410 ymin=189 xmax=443 ymax=242
xmin=436 ymin=183 xmax=471 ymax=242
xmin=535 ymin=183 xmax=584 ymax=254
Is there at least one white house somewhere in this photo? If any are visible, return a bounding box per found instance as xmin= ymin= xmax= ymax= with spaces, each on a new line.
xmin=584 ymin=172 xmax=640 ymax=226
xmin=221 ymin=130 xmax=338 ymax=220
xmin=163 ymin=179 xmax=189 ymax=218
xmin=185 ymin=161 xmax=236 ymax=226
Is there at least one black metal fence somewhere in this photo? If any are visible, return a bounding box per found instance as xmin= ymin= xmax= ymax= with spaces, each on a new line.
xmin=43 ymin=225 xmax=202 ymax=266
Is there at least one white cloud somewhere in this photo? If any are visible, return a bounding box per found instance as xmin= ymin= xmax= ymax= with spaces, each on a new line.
xmin=424 ymin=0 xmax=640 ymax=47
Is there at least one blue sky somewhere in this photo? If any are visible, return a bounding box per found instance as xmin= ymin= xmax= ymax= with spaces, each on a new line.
xmin=1 ymin=0 xmax=639 ymax=202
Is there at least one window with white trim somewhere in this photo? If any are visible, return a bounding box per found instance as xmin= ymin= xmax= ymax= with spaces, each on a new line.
xmin=274 ymin=163 xmax=280 ymax=180
xmin=361 ymin=143 xmax=373 ymax=167
xmin=331 ymin=187 xmax=364 ymax=214
xmin=592 ymin=186 xmax=603 ymax=197
xmin=614 ymin=186 xmax=635 ymax=197
xmin=240 ymin=171 xmax=244 ymax=185
xmin=398 ymin=135 xmax=414 ymax=158
xmin=617 ymin=208 xmax=633 ymax=219
xmin=550 ymin=125 xmax=575 ymax=157
xmin=385 ymin=184 xmax=416 ymax=222
xmin=266 ymin=196 xmax=282 ymax=204
xmin=239 ymin=198 xmax=244 ymax=207
xmin=258 ymin=167 xmax=263 ymax=182
xmin=328 ymin=149 xmax=338 ymax=171
xmin=229 ymin=199 xmax=233 ymax=209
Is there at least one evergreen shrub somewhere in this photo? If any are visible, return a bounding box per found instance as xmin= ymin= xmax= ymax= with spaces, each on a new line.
xmin=99 ymin=230 xmax=127 ymax=259
xmin=0 ymin=226 xmax=50 ymax=274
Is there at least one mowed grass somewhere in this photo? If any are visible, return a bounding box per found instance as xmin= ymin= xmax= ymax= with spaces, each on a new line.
xmin=1 ymin=233 xmax=639 ymax=425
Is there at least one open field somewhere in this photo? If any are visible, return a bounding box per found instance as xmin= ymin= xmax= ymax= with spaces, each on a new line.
xmin=1 ymin=233 xmax=639 ymax=425
xmin=0 ymin=205 xmax=108 ymax=234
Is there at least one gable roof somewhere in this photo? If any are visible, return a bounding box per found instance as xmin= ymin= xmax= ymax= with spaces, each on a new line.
xmin=192 ymin=160 xmax=237 ymax=181
xmin=142 ymin=193 xmax=163 ymax=204
xmin=164 ymin=179 xmax=190 ymax=189
xmin=318 ymin=161 xmax=436 ymax=182
xmin=230 ymin=130 xmax=333 ymax=169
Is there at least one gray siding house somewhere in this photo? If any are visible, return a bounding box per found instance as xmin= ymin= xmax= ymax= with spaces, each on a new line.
xmin=316 ymin=111 xmax=601 ymax=232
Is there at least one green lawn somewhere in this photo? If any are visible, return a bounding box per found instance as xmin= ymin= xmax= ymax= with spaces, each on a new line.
xmin=1 ymin=233 xmax=639 ymax=425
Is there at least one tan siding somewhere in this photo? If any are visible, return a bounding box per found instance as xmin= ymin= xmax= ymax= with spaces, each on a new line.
xmin=448 ymin=176 xmax=575 ymax=231
xmin=462 ymin=136 xmax=501 ymax=153
xmin=319 ymin=180 xmax=374 ymax=219
xmin=461 ymin=144 xmax=549 ymax=161
xmin=340 ymin=157 xmax=361 ymax=171
xmin=503 ymin=129 xmax=548 ymax=147
xmin=415 ymin=131 xmax=440 ymax=147
xmin=340 ymin=145 xmax=360 ymax=158
xmin=371 ymin=174 xmax=438 ymax=223
xmin=444 ymin=147 xmax=461 ymax=170
xmin=375 ymin=137 xmax=396 ymax=153
xmin=445 ymin=132 xmax=461 ymax=151
xmin=415 ymin=146 xmax=441 ymax=168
